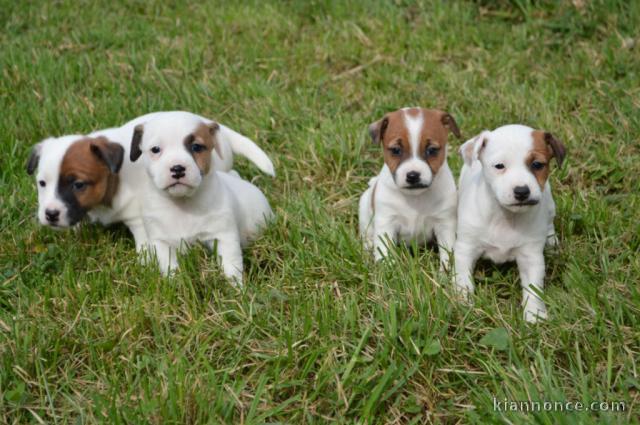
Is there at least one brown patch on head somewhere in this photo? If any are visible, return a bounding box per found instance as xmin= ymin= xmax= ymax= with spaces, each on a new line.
xmin=184 ymin=122 xmax=220 ymax=175
xmin=418 ymin=109 xmax=460 ymax=175
xmin=528 ymin=130 xmax=562 ymax=188
xmin=373 ymin=110 xmax=412 ymax=174
xmin=60 ymin=136 xmax=123 ymax=211
xmin=370 ymin=108 xmax=462 ymax=176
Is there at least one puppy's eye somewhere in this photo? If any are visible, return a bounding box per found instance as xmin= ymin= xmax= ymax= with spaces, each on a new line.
xmin=531 ymin=161 xmax=545 ymax=170
xmin=425 ymin=146 xmax=440 ymax=157
xmin=150 ymin=146 xmax=161 ymax=154
xmin=389 ymin=146 xmax=402 ymax=156
xmin=191 ymin=143 xmax=206 ymax=153
xmin=494 ymin=163 xmax=505 ymax=170
xmin=38 ymin=180 xmax=46 ymax=187
xmin=73 ymin=181 xmax=86 ymax=191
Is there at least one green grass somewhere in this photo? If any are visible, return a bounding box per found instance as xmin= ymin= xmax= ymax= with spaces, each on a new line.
xmin=1 ymin=0 xmax=639 ymax=423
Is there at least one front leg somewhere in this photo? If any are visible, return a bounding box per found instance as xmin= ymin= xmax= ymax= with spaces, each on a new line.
xmin=453 ymin=240 xmax=481 ymax=301
xmin=149 ymin=240 xmax=178 ymax=276
xmin=373 ymin=216 xmax=397 ymax=261
xmin=205 ymin=236 xmax=244 ymax=287
xmin=434 ymin=217 xmax=456 ymax=272
xmin=126 ymin=218 xmax=152 ymax=263
xmin=516 ymin=247 xmax=547 ymax=323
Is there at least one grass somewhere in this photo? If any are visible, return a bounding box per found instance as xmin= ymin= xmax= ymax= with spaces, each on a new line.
xmin=1 ymin=0 xmax=639 ymax=423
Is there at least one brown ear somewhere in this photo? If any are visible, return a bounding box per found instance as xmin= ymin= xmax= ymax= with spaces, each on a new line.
xmin=91 ymin=138 xmax=125 ymax=173
xmin=130 ymin=125 xmax=144 ymax=162
xmin=368 ymin=116 xmax=389 ymax=144
xmin=441 ymin=113 xmax=461 ymax=139
xmin=208 ymin=122 xmax=222 ymax=158
xmin=26 ymin=143 xmax=42 ymax=175
xmin=544 ymin=132 xmax=566 ymax=167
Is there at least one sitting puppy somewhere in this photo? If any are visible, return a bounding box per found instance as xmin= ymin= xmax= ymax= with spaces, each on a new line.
xmin=454 ymin=125 xmax=566 ymax=323
xmin=359 ymin=108 xmax=461 ymax=269
xmin=130 ymin=112 xmax=273 ymax=284
xmin=26 ymin=111 xmax=275 ymax=253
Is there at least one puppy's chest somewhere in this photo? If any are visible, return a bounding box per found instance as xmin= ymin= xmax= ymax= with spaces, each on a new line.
xmin=144 ymin=201 xmax=231 ymax=245
xmin=477 ymin=220 xmax=542 ymax=263
xmin=394 ymin=210 xmax=437 ymax=242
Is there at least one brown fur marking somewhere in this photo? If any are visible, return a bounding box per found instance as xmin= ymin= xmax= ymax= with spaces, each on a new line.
xmin=528 ymin=130 xmax=555 ymax=189
xmin=60 ymin=137 xmax=120 ymax=208
xmin=185 ymin=122 xmax=218 ymax=175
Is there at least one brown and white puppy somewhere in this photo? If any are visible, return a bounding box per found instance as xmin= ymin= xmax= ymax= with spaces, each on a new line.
xmin=27 ymin=111 xmax=275 ymax=253
xmin=359 ymin=107 xmax=461 ymax=268
xmin=454 ymin=124 xmax=566 ymax=322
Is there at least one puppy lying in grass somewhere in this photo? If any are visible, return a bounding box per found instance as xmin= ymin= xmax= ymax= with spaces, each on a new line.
xmin=27 ymin=111 xmax=274 ymax=255
xmin=130 ymin=112 xmax=273 ymax=285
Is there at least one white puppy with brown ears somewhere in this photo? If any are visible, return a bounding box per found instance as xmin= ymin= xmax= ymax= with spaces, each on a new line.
xmin=130 ymin=112 xmax=273 ymax=285
xmin=454 ymin=125 xmax=566 ymax=322
xmin=359 ymin=108 xmax=461 ymax=268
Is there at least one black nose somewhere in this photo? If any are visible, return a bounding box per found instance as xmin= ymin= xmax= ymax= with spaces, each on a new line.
xmin=406 ymin=171 xmax=421 ymax=184
xmin=513 ymin=185 xmax=531 ymax=201
xmin=170 ymin=165 xmax=186 ymax=178
xmin=45 ymin=209 xmax=60 ymax=222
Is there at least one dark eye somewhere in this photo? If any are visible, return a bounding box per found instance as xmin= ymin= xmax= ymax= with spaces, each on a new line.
xmin=425 ymin=146 xmax=440 ymax=157
xmin=39 ymin=180 xmax=46 ymax=187
xmin=494 ymin=163 xmax=505 ymax=170
xmin=73 ymin=181 xmax=86 ymax=191
xmin=150 ymin=146 xmax=161 ymax=154
xmin=191 ymin=143 xmax=206 ymax=153
xmin=389 ymin=146 xmax=402 ymax=156
xmin=531 ymin=161 xmax=545 ymax=170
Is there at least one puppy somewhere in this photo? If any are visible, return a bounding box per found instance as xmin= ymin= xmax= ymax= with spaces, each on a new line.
xmin=130 ymin=112 xmax=273 ymax=284
xmin=454 ymin=125 xmax=566 ymax=322
xmin=359 ymin=108 xmax=461 ymax=269
xmin=26 ymin=111 xmax=275 ymax=252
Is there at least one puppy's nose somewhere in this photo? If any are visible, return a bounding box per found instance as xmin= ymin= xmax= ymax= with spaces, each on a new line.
xmin=45 ymin=209 xmax=60 ymax=222
xmin=513 ymin=185 xmax=531 ymax=201
xmin=406 ymin=171 xmax=421 ymax=184
xmin=170 ymin=165 xmax=186 ymax=178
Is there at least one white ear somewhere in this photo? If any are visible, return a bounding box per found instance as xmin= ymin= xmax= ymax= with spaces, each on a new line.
xmin=459 ymin=130 xmax=490 ymax=166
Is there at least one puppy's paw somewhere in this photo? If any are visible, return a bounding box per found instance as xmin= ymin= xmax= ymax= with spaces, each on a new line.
xmin=523 ymin=302 xmax=547 ymax=323
xmin=452 ymin=283 xmax=475 ymax=305
xmin=545 ymin=233 xmax=558 ymax=248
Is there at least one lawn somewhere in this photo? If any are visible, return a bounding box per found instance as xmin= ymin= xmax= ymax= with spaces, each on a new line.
xmin=1 ymin=0 xmax=639 ymax=423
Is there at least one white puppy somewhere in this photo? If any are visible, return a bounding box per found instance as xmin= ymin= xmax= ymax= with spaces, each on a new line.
xmin=27 ymin=111 xmax=274 ymax=253
xmin=130 ymin=112 xmax=273 ymax=284
xmin=454 ymin=124 xmax=566 ymax=322
xmin=359 ymin=108 xmax=461 ymax=269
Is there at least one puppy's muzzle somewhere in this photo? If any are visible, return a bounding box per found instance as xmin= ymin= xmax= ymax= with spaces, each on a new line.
xmin=45 ymin=208 xmax=60 ymax=224
xmin=170 ymin=164 xmax=186 ymax=180
xmin=513 ymin=185 xmax=531 ymax=201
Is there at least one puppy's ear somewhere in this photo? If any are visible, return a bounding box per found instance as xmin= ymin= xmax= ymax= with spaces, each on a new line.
xmin=459 ymin=131 xmax=490 ymax=166
xmin=91 ymin=137 xmax=125 ymax=173
xmin=544 ymin=132 xmax=566 ymax=167
xmin=441 ymin=113 xmax=461 ymax=139
xmin=208 ymin=122 xmax=222 ymax=158
xmin=26 ymin=143 xmax=42 ymax=175
xmin=130 ymin=124 xmax=144 ymax=162
xmin=368 ymin=116 xmax=389 ymax=144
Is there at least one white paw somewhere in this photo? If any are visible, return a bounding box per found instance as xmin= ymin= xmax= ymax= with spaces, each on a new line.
xmin=523 ymin=302 xmax=547 ymax=323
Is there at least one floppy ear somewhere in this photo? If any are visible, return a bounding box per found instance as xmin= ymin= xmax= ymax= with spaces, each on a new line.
xmin=441 ymin=113 xmax=462 ymax=139
xmin=91 ymin=138 xmax=125 ymax=173
xmin=544 ymin=132 xmax=566 ymax=167
xmin=26 ymin=143 xmax=42 ymax=175
xmin=130 ymin=124 xmax=144 ymax=162
xmin=459 ymin=131 xmax=490 ymax=166
xmin=368 ymin=116 xmax=389 ymax=144
xmin=208 ymin=122 xmax=222 ymax=158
